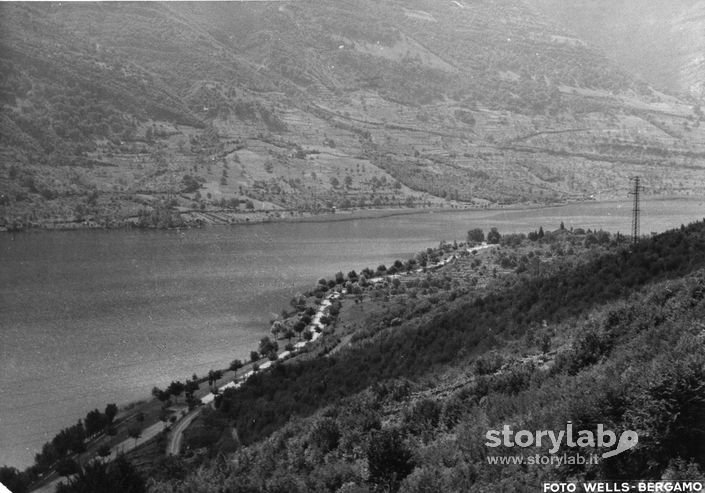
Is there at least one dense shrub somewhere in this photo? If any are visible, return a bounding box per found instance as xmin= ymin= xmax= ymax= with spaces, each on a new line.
xmin=366 ymin=428 xmax=415 ymax=492
xmin=310 ymin=418 xmax=341 ymax=454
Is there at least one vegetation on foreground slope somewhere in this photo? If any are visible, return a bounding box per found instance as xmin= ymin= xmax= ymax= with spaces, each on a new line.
xmin=134 ymin=222 xmax=703 ymax=492
xmin=149 ymin=223 xmax=705 ymax=492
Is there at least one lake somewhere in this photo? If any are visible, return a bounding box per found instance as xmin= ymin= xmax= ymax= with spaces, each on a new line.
xmin=1 ymin=198 xmax=703 ymax=468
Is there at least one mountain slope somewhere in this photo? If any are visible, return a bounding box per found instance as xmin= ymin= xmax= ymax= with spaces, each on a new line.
xmin=526 ymin=0 xmax=705 ymax=99
xmin=145 ymin=222 xmax=705 ymax=491
xmin=1 ymin=0 xmax=705 ymax=228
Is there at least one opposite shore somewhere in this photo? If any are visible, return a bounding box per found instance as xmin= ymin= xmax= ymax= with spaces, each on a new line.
xmin=5 ymin=195 xmax=696 ymax=233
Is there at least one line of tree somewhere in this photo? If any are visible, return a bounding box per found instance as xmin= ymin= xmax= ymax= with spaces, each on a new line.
xmin=152 ymin=378 xmax=200 ymax=407
xmin=33 ymin=402 xmax=118 ymax=470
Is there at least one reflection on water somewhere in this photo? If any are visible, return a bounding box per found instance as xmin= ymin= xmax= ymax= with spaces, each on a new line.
xmin=0 ymin=198 xmax=702 ymax=467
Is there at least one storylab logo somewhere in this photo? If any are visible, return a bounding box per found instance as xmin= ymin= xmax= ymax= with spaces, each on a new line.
xmin=486 ymin=422 xmax=639 ymax=458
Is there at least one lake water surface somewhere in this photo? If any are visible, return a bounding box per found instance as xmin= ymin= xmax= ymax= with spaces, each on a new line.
xmin=1 ymin=198 xmax=703 ymax=468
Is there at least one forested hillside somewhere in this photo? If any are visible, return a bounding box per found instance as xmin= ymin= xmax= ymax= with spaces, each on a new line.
xmin=135 ymin=221 xmax=705 ymax=491
xmin=2 ymin=1 xmax=705 ymax=229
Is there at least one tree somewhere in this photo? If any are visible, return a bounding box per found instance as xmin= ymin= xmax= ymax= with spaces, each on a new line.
xmin=53 ymin=421 xmax=86 ymax=455
xmin=181 ymin=175 xmax=202 ymax=193
xmin=310 ymin=418 xmax=340 ymax=453
xmin=85 ymin=409 xmax=107 ymax=437
xmin=467 ymin=228 xmax=485 ymax=244
xmin=290 ymin=294 xmax=306 ymax=312
xmin=207 ymin=370 xmax=223 ymax=389
xmin=0 ymin=466 xmax=30 ymax=493
xmin=56 ymin=457 xmax=80 ymax=478
xmin=330 ymin=177 xmax=339 ymax=188
xmin=167 ymin=381 xmax=185 ymax=403
xmin=344 ymin=175 xmax=353 ymax=188
xmin=541 ymin=333 xmax=552 ymax=354
xmin=270 ymin=320 xmax=285 ymax=339
xmin=97 ymin=444 xmax=111 ymax=458
xmin=229 ymin=359 xmax=243 ymax=371
xmin=156 ymin=389 xmax=171 ymax=404
xmin=406 ymin=399 xmax=441 ymax=433
xmin=250 ymin=350 xmax=260 ymax=362
xmin=127 ymin=426 xmax=141 ymax=447
xmin=259 ymin=337 xmax=278 ymax=358
xmin=293 ymin=320 xmax=306 ymax=338
xmin=328 ymin=301 xmax=341 ymax=317
xmin=184 ymin=380 xmax=199 ymax=399
xmin=487 ymin=227 xmax=501 ymax=244
xmin=366 ymin=429 xmax=415 ymax=492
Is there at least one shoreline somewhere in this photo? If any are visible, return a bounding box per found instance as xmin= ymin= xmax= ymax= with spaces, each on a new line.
xmin=6 ymin=195 xmax=699 ymax=234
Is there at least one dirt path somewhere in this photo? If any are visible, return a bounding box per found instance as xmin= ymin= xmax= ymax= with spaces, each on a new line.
xmin=166 ymin=409 xmax=200 ymax=456
xmin=109 ymin=421 xmax=165 ymax=459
